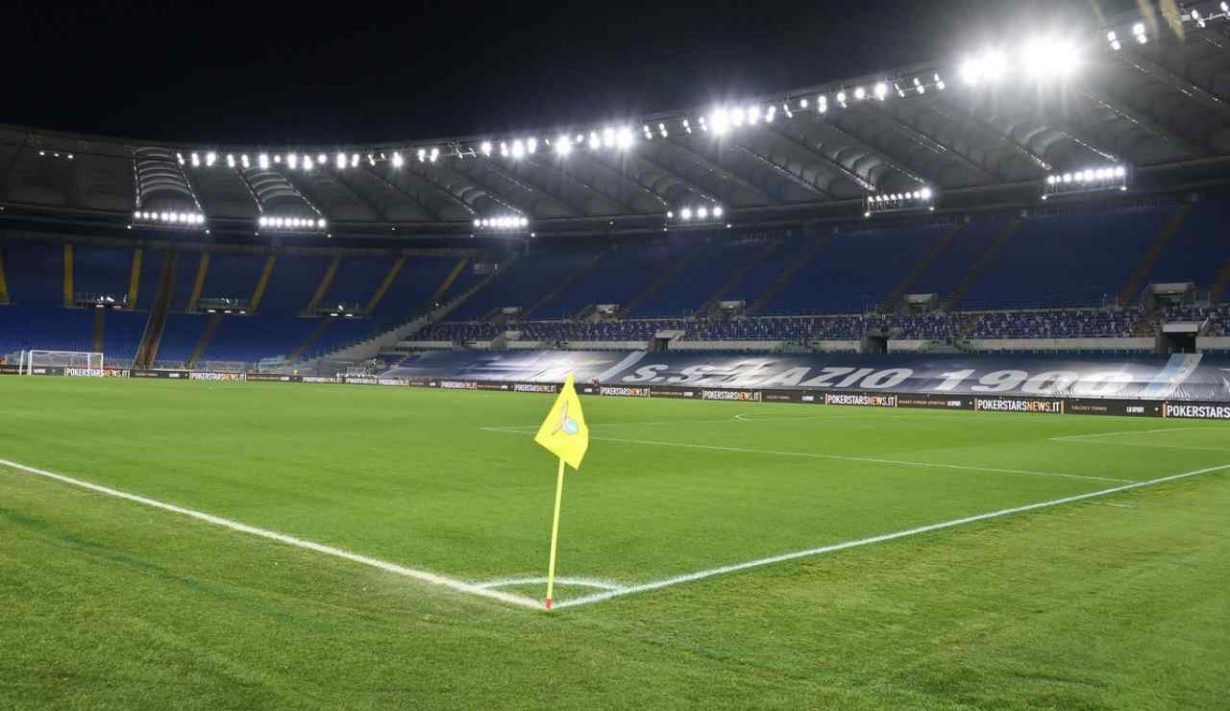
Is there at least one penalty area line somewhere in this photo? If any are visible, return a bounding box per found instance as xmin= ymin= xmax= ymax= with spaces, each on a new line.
xmin=554 ymin=462 xmax=1230 ymax=609
xmin=0 ymin=457 xmax=543 ymax=611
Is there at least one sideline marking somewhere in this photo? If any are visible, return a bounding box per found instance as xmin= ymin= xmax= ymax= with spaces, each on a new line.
xmin=6 ymin=456 xmax=1225 ymax=611
xmin=482 ymin=427 xmax=1132 ymax=484
xmin=0 ymin=458 xmax=542 ymax=610
xmin=553 ymin=463 xmax=1230 ymax=609
xmin=1050 ymin=427 xmax=1230 ymax=453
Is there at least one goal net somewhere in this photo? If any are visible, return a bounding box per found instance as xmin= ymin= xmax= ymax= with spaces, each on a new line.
xmin=19 ymin=350 xmax=105 ymax=376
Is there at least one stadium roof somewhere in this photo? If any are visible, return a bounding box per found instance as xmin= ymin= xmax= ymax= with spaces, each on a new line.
xmin=4 ymin=4 xmax=1230 ymax=239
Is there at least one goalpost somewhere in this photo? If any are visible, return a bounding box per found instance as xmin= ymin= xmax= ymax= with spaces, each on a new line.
xmin=18 ymin=350 xmax=105 ymax=376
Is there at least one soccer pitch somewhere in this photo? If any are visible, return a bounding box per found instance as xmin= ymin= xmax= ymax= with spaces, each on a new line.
xmin=3 ymin=377 xmax=1229 ymax=709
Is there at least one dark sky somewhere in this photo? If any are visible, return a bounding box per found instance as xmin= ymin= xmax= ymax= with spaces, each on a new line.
xmin=6 ymin=0 xmax=1138 ymax=144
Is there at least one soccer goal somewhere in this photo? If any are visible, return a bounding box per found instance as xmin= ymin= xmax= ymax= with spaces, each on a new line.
xmin=18 ymin=350 xmax=105 ymax=376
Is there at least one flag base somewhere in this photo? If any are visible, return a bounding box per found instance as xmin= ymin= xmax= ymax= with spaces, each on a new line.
xmin=544 ymin=598 xmax=553 ymax=610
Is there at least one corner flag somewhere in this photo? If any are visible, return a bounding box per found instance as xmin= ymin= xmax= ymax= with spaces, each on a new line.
xmin=534 ymin=374 xmax=589 ymax=470
xmin=534 ymin=374 xmax=589 ymax=609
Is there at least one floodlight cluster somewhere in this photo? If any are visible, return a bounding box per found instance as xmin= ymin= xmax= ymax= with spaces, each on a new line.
xmin=864 ymin=188 xmax=936 ymax=217
xmin=474 ymin=215 xmax=530 ymax=231
xmin=1043 ymin=165 xmax=1128 ymax=198
xmin=133 ymin=210 xmax=206 ymax=226
xmin=257 ymin=215 xmax=327 ymax=230
xmin=36 ymin=150 xmax=75 ymax=160
xmin=667 ymin=205 xmax=725 ymax=223
xmin=961 ymin=35 xmax=1081 ymax=86
xmin=868 ymin=188 xmax=934 ymax=204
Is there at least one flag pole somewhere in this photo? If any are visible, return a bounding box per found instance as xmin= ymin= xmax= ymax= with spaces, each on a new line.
xmin=544 ymin=457 xmax=567 ymax=610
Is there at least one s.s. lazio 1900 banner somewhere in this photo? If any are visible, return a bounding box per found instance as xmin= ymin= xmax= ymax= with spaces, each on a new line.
xmin=384 ymin=351 xmax=1230 ymax=402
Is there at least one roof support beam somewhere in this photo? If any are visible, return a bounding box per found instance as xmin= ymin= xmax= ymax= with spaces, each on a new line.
xmin=521 ymin=155 xmax=635 ymax=213
xmin=862 ymin=103 xmax=1002 ymax=183
xmin=1117 ymin=48 xmax=1230 ymax=116
xmin=401 ymin=165 xmax=478 ymax=217
xmin=417 ymin=162 xmax=530 ymax=216
xmin=460 ymin=159 xmax=585 ymax=217
xmin=930 ymin=98 xmax=1053 ymax=173
xmin=351 ymin=166 xmax=442 ymax=222
xmin=578 ymin=153 xmax=672 ymax=209
xmin=1077 ymin=84 xmax=1207 ymax=156
xmin=654 ymin=138 xmax=780 ymax=203
xmin=274 ymin=170 xmax=335 ymax=223
xmin=761 ymin=122 xmax=880 ymax=192
xmin=626 ymin=151 xmax=725 ymax=205
xmin=724 ymin=139 xmax=834 ymax=199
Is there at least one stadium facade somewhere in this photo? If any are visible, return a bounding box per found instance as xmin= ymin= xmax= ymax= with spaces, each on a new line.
xmin=1 ymin=5 xmax=1228 ymax=414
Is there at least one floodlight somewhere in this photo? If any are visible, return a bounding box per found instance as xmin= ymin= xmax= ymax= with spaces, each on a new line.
xmin=392 ymin=151 xmax=404 ymax=167
xmin=713 ymin=206 xmax=723 ymax=217
xmin=818 ymin=95 xmax=828 ymax=113
xmin=697 ymin=207 xmax=709 ymax=219
xmin=680 ymin=207 xmax=693 ymax=220
xmin=317 ymin=218 xmax=326 ymax=228
xmin=765 ymin=106 xmax=776 ymax=123
xmin=874 ymin=82 xmax=888 ymax=100
xmin=177 ymin=153 xmax=185 ymax=165
xmin=336 ymin=152 xmax=347 ymax=169
xmin=499 ymin=142 xmax=509 ymax=157
xmin=417 ymin=148 xmax=427 ymax=162
xmin=616 ymin=127 xmax=634 ymax=149
xmin=259 ymin=153 xmax=270 ymax=169
xmin=854 ymin=86 xmax=866 ymax=101
xmin=512 ymin=140 xmax=525 ymax=159
xmin=226 ymin=154 xmax=235 ymax=168
xmin=191 ymin=153 xmax=201 ymax=167
xmin=731 ymin=106 xmax=745 ymax=126
xmin=1114 ymin=165 xmax=1126 ymax=177
xmin=555 ymin=135 xmax=572 ymax=156
xmin=835 ymin=91 xmax=847 ymax=107
xmin=800 ymin=98 xmax=809 ymax=108
xmin=710 ymin=108 xmax=730 ymax=135
xmin=303 ymin=155 xmax=314 ymax=171
xmin=588 ymin=132 xmax=601 ymax=150
xmin=481 ymin=141 xmax=493 ymax=156
xmin=603 ymin=127 xmax=616 ymax=147
xmin=205 ymin=152 xmax=216 ymax=166
xmin=527 ymin=137 xmax=538 ymax=154
xmin=747 ymin=105 xmax=760 ymax=124
xmin=1023 ymin=37 xmax=1080 ymax=79
xmin=351 ymin=153 xmax=360 ymax=167
xmin=288 ymin=153 xmax=298 ymax=169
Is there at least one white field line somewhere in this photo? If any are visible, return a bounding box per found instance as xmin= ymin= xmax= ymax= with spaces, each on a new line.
xmin=482 ymin=427 xmax=1131 ymax=484
xmin=1049 ymin=426 xmax=1223 ymax=442
xmin=1049 ymin=427 xmax=1230 ymax=453
xmin=0 ymin=458 xmax=542 ymax=611
xmin=474 ymin=576 xmax=626 ymax=592
xmin=554 ymin=463 xmax=1230 ymax=609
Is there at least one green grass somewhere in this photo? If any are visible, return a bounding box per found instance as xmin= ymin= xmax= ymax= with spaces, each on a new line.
xmin=1 ymin=377 xmax=1228 ymax=709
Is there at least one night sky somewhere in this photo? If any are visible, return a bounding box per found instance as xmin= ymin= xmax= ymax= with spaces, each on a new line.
xmin=6 ymin=0 xmax=1140 ymax=144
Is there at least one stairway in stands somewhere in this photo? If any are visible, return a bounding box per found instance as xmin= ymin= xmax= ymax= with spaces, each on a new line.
xmin=287 ymin=319 xmax=333 ymax=363
xmin=747 ymin=234 xmax=830 ymax=314
xmin=944 ymin=219 xmax=1021 ymax=311
xmin=133 ymin=251 xmax=178 ymax=368
xmin=1116 ymin=204 xmax=1191 ymax=307
xmin=524 ymin=248 xmax=610 ymax=319
xmin=694 ymin=240 xmax=783 ymax=318
xmin=879 ymin=225 xmax=960 ymax=313
xmin=619 ymin=248 xmax=708 ymax=317
xmin=186 ymin=312 xmax=224 ymax=368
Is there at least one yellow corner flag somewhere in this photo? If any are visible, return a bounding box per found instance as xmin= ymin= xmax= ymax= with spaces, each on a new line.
xmin=534 ymin=374 xmax=589 ymax=470
xmin=534 ymin=374 xmax=589 ymax=609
